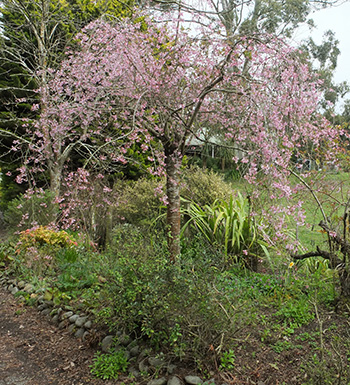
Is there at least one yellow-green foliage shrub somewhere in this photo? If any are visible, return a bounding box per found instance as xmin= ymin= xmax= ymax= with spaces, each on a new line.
xmin=18 ymin=226 xmax=77 ymax=250
xmin=15 ymin=226 xmax=77 ymax=275
xmin=181 ymin=166 xmax=233 ymax=206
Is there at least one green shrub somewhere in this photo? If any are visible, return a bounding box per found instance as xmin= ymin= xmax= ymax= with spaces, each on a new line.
xmin=181 ymin=166 xmax=233 ymax=207
xmin=92 ymin=227 xmax=249 ymax=364
xmin=114 ymin=178 xmax=165 ymax=226
xmin=113 ymin=167 xmax=233 ymax=228
xmin=4 ymin=190 xmax=57 ymax=230
xmin=95 ymin=225 xmax=171 ymax=332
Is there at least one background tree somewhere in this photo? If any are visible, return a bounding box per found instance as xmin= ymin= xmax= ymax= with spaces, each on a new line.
xmin=0 ymin=0 xmax=136 ymax=206
xmin=148 ymin=0 xmax=340 ymax=38
xmin=301 ymin=30 xmax=349 ymax=121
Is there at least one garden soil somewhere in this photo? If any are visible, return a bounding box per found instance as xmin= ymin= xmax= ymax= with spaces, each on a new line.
xmin=0 ymin=286 xmax=119 ymax=385
xmin=0 ymin=284 xmax=313 ymax=385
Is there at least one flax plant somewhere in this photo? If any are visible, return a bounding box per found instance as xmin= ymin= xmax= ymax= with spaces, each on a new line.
xmin=182 ymin=193 xmax=271 ymax=269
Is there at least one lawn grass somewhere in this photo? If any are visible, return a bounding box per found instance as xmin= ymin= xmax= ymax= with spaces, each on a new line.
xmin=230 ymin=171 xmax=350 ymax=253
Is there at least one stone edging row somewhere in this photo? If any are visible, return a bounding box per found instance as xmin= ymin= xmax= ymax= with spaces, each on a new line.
xmin=0 ymin=275 xmax=225 ymax=385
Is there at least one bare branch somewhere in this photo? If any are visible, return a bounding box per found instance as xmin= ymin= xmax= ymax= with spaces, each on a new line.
xmin=291 ymin=246 xmax=343 ymax=268
xmin=319 ymin=220 xmax=350 ymax=256
xmin=0 ymin=128 xmax=33 ymax=146
xmin=289 ymin=168 xmax=328 ymax=225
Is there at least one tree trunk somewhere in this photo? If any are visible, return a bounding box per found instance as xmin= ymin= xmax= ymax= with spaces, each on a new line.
xmin=165 ymin=148 xmax=181 ymax=263
xmin=49 ymin=165 xmax=62 ymax=201
xmin=339 ymin=269 xmax=350 ymax=298
xmin=48 ymin=163 xmax=63 ymax=224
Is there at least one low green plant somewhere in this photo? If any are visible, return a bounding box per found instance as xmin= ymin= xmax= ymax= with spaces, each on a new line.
xmin=260 ymin=327 xmax=273 ymax=343
xmin=272 ymin=340 xmax=294 ymax=353
xmin=56 ymin=260 xmax=99 ymax=294
xmin=216 ymin=270 xmax=285 ymax=304
xmin=57 ymin=247 xmax=79 ymax=263
xmin=220 ymin=349 xmax=236 ymax=370
xmin=90 ymin=349 xmax=129 ymax=380
xmin=0 ymin=240 xmax=17 ymax=267
xmin=275 ymin=299 xmax=314 ymax=327
xmin=296 ymin=332 xmax=319 ymax=342
xmin=42 ymin=287 xmax=72 ymax=306
xmin=301 ymin=352 xmax=350 ymax=385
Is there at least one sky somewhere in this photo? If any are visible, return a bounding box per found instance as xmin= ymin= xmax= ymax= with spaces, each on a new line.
xmin=295 ymin=1 xmax=350 ymax=86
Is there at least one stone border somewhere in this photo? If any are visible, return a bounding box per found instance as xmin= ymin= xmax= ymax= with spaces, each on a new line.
xmin=0 ymin=275 xmax=225 ymax=385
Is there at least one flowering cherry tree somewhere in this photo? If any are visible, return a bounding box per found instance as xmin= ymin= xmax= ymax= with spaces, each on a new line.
xmin=19 ymin=13 xmax=339 ymax=261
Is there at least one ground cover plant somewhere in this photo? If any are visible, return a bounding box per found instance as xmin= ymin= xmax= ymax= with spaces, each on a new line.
xmin=2 ymin=169 xmax=350 ymax=384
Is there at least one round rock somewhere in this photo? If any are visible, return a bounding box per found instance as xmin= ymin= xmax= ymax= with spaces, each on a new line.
xmin=117 ymin=333 xmax=131 ymax=346
xmin=149 ymin=356 xmax=165 ymax=368
xmin=83 ymin=331 xmax=90 ymax=341
xmin=58 ymin=320 xmax=68 ymax=329
xmin=69 ymin=314 xmax=79 ymax=323
xmin=129 ymin=345 xmax=140 ymax=357
xmin=128 ymin=366 xmax=140 ymax=378
xmin=168 ymin=377 xmax=182 ymax=385
xmin=139 ymin=358 xmax=149 ymax=374
xmin=167 ymin=364 xmax=177 ymax=375
xmin=184 ymin=376 xmax=202 ymax=385
xmin=75 ymin=316 xmax=88 ymax=327
xmin=75 ymin=328 xmax=85 ymax=338
xmin=11 ymin=287 xmax=19 ymax=295
xmin=101 ymin=335 xmax=114 ymax=352
xmin=68 ymin=324 xmax=75 ymax=333
xmin=147 ymin=378 xmax=167 ymax=385
xmin=41 ymin=308 xmax=51 ymax=316
xmin=23 ymin=283 xmax=34 ymax=293
xmin=61 ymin=311 xmax=74 ymax=320
xmin=84 ymin=320 xmax=92 ymax=329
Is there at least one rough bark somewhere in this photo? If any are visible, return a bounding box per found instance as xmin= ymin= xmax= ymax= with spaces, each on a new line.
xmin=165 ymin=146 xmax=181 ymax=263
xmin=291 ymin=220 xmax=350 ymax=298
xmin=49 ymin=163 xmax=62 ymax=201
